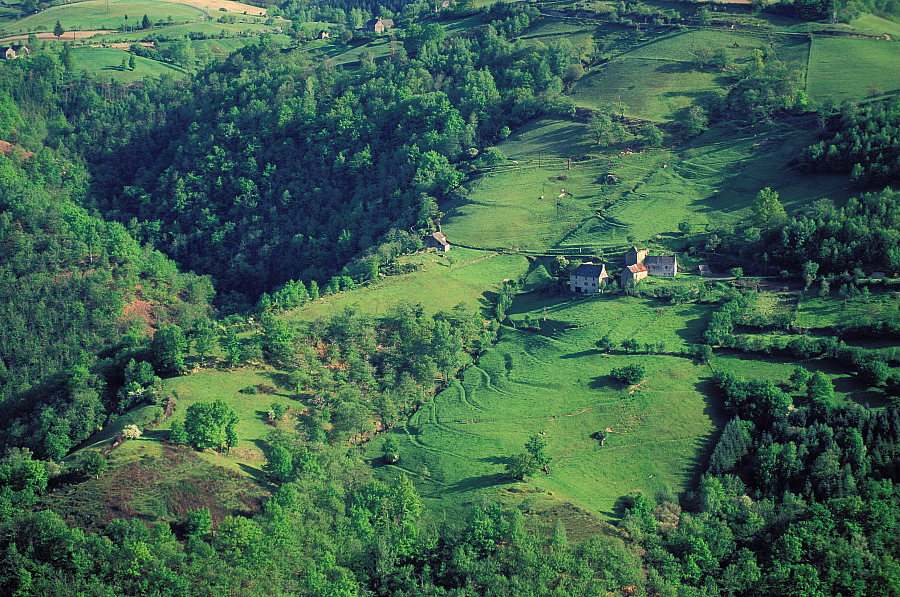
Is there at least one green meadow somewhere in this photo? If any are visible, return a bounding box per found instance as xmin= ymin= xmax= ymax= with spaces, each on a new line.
xmin=372 ymin=301 xmax=722 ymax=520
xmin=794 ymin=285 xmax=900 ymax=330
xmin=445 ymin=116 xmax=855 ymax=255
xmin=0 ymin=0 xmax=202 ymax=36
xmin=284 ymin=248 xmax=532 ymax=322
xmin=571 ymin=27 xmax=810 ymax=121
xmin=71 ymin=46 xmax=186 ymax=80
xmin=807 ymin=36 xmax=900 ymax=102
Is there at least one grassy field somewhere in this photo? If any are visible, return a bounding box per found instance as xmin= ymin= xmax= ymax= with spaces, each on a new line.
xmin=807 ymin=36 xmax=900 ymax=103
xmin=71 ymin=46 xmax=187 ymax=81
xmin=794 ymin=286 xmax=900 ymax=329
xmin=369 ymin=304 xmax=722 ymax=521
xmin=847 ymin=13 xmax=900 ymax=38
xmin=0 ymin=0 xmax=203 ymax=36
xmin=571 ymin=27 xmax=809 ymax=121
xmin=284 ymin=248 xmax=532 ymax=322
xmin=445 ymin=117 xmax=855 ymax=253
xmin=155 ymin=368 xmax=301 ymax=471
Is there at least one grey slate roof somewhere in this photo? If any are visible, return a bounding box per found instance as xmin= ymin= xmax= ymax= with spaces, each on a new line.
xmin=572 ymin=263 xmax=608 ymax=278
xmin=644 ymin=255 xmax=676 ymax=266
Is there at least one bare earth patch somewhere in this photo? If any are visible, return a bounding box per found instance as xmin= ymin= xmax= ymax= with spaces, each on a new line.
xmin=122 ymin=297 xmax=157 ymax=337
xmin=159 ymin=0 xmax=266 ymax=15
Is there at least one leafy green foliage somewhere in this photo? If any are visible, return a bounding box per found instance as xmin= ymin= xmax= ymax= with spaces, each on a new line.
xmin=505 ymin=451 xmax=537 ymax=480
xmin=151 ymin=325 xmax=188 ymax=375
xmin=183 ymin=399 xmax=238 ymax=452
xmin=610 ymin=363 xmax=647 ymax=385
xmin=751 ymin=187 xmax=787 ymax=230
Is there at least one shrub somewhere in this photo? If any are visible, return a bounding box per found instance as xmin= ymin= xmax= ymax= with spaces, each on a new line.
xmin=122 ymin=425 xmax=142 ymax=440
xmin=610 ymin=363 xmax=647 ymax=385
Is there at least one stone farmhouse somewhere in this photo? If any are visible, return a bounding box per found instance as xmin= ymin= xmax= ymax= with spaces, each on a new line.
xmin=569 ymin=262 xmax=609 ymax=293
xmin=620 ymin=246 xmax=677 ymax=287
xmin=366 ymin=18 xmax=394 ymax=33
xmin=0 ymin=44 xmax=28 ymax=60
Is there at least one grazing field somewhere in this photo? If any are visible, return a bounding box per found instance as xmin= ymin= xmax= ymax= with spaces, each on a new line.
xmin=571 ymin=28 xmax=809 ymax=121
xmin=447 ymin=118 xmax=854 ymax=253
xmin=507 ymin=293 xmax=714 ymax=353
xmin=807 ymin=37 xmax=900 ymax=102
xmin=371 ymin=309 xmax=722 ymax=521
xmin=71 ymin=46 xmax=187 ymax=81
xmin=284 ymin=248 xmax=532 ymax=322
xmin=794 ymin=287 xmax=900 ymax=330
xmin=156 ymin=367 xmax=300 ymax=471
xmin=848 ymin=13 xmax=900 ymax=38
xmin=712 ymin=349 xmax=883 ymax=408
xmin=0 ymin=0 xmax=203 ymax=36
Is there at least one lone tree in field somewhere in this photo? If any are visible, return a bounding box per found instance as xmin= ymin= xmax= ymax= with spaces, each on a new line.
xmin=183 ymin=399 xmax=239 ymax=453
xmin=505 ymin=452 xmax=538 ymax=480
xmin=752 ymin=187 xmax=787 ymax=230
xmin=54 ymin=20 xmax=65 ymax=41
xmin=506 ymin=432 xmax=552 ymax=479
xmin=610 ymin=363 xmax=647 ymax=385
xmin=382 ymin=435 xmax=400 ymax=464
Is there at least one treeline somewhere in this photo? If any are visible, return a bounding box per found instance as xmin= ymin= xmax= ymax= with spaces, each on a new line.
xmin=769 ymin=187 xmax=900 ymax=273
xmin=697 ymin=187 xmax=900 ymax=277
xmin=0 ymin=441 xmax=651 ymax=597
xmin=799 ymin=99 xmax=900 ymax=188
xmin=618 ymin=366 xmax=900 ymax=597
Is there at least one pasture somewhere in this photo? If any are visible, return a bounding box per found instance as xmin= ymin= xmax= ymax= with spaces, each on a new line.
xmin=807 ymin=36 xmax=900 ymax=103
xmin=371 ymin=298 xmax=723 ymax=520
xmin=284 ymin=248 xmax=532 ymax=323
xmin=156 ymin=367 xmax=301 ymax=474
xmin=71 ymin=46 xmax=187 ymax=81
xmin=571 ymin=27 xmax=810 ymax=122
xmin=794 ymin=287 xmax=900 ymax=330
xmin=446 ymin=117 xmax=854 ymax=254
xmin=0 ymin=0 xmax=203 ymax=36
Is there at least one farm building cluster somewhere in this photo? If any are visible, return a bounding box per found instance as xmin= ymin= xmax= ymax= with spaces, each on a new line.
xmin=569 ymin=246 xmax=677 ymax=293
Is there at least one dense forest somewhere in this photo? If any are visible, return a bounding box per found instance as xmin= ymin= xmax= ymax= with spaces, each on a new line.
xmin=1 ymin=0 xmax=900 ymax=595
xmin=8 ymin=8 xmax=580 ymax=312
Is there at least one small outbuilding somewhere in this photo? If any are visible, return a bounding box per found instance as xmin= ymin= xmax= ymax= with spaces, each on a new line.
xmin=426 ymin=231 xmax=451 ymax=252
xmin=621 ymin=263 xmax=648 ymax=287
xmin=570 ymin=262 xmax=609 ymax=293
xmin=318 ymin=30 xmax=330 ymax=39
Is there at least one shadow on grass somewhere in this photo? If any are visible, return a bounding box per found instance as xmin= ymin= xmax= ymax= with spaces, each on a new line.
xmin=588 ymin=375 xmax=617 ymax=390
xmin=680 ymin=375 xmax=728 ymax=500
xmin=444 ymin=472 xmax=507 ymax=495
xmin=263 ymin=371 xmax=294 ymax=391
xmin=237 ymin=462 xmax=270 ymax=486
xmin=561 ymin=347 xmax=605 ymax=359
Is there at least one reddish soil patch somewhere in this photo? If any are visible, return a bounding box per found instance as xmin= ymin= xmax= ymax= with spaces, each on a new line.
xmin=122 ymin=297 xmax=157 ymax=337
xmin=101 ymin=445 xmax=266 ymax=527
xmin=0 ymin=140 xmax=33 ymax=160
